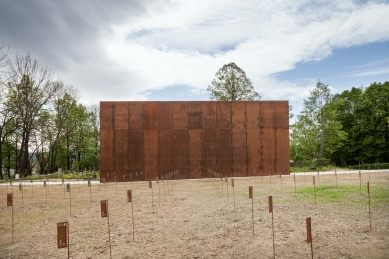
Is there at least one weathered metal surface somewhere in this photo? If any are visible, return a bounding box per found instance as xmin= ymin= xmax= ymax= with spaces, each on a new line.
xmin=100 ymin=101 xmax=289 ymax=182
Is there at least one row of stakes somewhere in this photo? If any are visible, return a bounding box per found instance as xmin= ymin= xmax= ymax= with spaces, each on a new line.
xmin=4 ymin=168 xmax=375 ymax=259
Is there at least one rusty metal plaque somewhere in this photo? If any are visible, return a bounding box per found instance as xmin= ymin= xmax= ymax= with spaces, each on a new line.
xmin=100 ymin=200 xmax=108 ymax=217
xmin=66 ymin=183 xmax=70 ymax=192
xmin=7 ymin=193 xmax=13 ymax=206
xmin=88 ymin=180 xmax=91 ymax=187
xmin=268 ymin=196 xmax=273 ymax=213
xmin=19 ymin=183 xmax=22 ymax=191
xmin=44 ymin=181 xmax=46 ymax=187
xmin=57 ymin=222 xmax=68 ymax=248
xmin=127 ymin=190 xmax=132 ymax=202
xmin=249 ymin=186 xmax=253 ymax=199
xmin=306 ymin=217 xmax=312 ymax=243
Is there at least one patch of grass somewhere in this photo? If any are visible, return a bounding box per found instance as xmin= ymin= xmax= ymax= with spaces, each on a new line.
xmin=295 ymin=184 xmax=389 ymax=207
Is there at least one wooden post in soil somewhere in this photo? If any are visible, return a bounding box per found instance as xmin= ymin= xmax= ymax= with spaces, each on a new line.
xmin=269 ymin=196 xmax=275 ymax=259
xmin=294 ymin=174 xmax=296 ymax=197
xmin=19 ymin=183 xmax=23 ymax=205
xmin=249 ymin=186 xmax=254 ymax=237
xmin=313 ymin=176 xmax=316 ymax=205
xmin=149 ymin=180 xmax=154 ymax=213
xmin=232 ymin=178 xmax=235 ymax=211
xmin=127 ymin=190 xmax=135 ymax=241
xmin=7 ymin=193 xmax=14 ymax=243
xmin=367 ymin=182 xmax=372 ymax=231
xmin=100 ymin=200 xmax=112 ymax=259
xmin=306 ymin=217 xmax=313 ymax=259
xmin=225 ymin=176 xmax=228 ymax=197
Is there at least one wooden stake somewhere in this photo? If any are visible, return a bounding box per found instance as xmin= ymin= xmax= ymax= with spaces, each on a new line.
xmin=249 ymin=186 xmax=254 ymax=237
xmin=127 ymin=190 xmax=135 ymax=241
xmin=100 ymin=200 xmax=112 ymax=259
xmin=368 ymin=182 xmax=371 ymax=231
xmin=7 ymin=193 xmax=13 ymax=243
xmin=269 ymin=196 xmax=275 ymax=259
xmin=313 ymin=176 xmax=316 ymax=205
xmin=294 ymin=174 xmax=296 ymax=197
xmin=306 ymin=217 xmax=313 ymax=259
xmin=232 ymin=178 xmax=235 ymax=211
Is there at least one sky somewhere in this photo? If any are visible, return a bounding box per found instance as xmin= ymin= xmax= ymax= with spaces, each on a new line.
xmin=1 ymin=0 xmax=389 ymax=116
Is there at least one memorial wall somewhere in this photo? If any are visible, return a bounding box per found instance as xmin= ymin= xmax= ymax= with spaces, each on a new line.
xmin=100 ymin=101 xmax=289 ymax=182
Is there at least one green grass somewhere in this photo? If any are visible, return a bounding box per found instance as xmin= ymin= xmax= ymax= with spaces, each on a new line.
xmin=295 ymin=184 xmax=389 ymax=207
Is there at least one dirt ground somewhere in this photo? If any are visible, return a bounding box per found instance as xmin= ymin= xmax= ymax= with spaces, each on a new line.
xmin=0 ymin=171 xmax=388 ymax=259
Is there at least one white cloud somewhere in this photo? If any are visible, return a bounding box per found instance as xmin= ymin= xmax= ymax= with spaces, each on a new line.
xmin=54 ymin=0 xmax=389 ymax=105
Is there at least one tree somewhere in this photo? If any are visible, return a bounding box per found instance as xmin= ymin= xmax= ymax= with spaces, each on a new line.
xmin=207 ymin=62 xmax=260 ymax=101
xmin=291 ymin=80 xmax=346 ymax=167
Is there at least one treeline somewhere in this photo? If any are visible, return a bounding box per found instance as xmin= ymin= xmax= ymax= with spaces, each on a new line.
xmin=291 ymin=80 xmax=389 ymax=167
xmin=0 ymin=46 xmax=99 ymax=179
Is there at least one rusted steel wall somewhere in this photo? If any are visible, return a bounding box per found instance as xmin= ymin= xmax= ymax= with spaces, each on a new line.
xmin=100 ymin=101 xmax=289 ymax=182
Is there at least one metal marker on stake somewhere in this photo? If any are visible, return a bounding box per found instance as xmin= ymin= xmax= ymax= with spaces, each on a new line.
xmin=100 ymin=200 xmax=112 ymax=259
xmin=367 ymin=182 xmax=372 ymax=231
xmin=57 ymin=221 xmax=70 ymax=259
xmin=249 ymin=186 xmax=254 ymax=237
xmin=149 ymin=180 xmax=154 ymax=213
xmin=306 ymin=217 xmax=313 ymax=259
xmin=313 ymin=176 xmax=316 ymax=205
xmin=88 ymin=178 xmax=92 ymax=202
xmin=269 ymin=196 xmax=275 ymax=259
xmin=127 ymin=190 xmax=135 ymax=241
xmin=232 ymin=178 xmax=235 ymax=211
xmin=294 ymin=174 xmax=296 ymax=197
xmin=7 ymin=193 xmax=14 ymax=243
xmin=19 ymin=183 xmax=23 ymax=205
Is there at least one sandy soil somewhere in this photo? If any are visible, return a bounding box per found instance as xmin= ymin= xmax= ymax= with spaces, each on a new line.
xmin=0 ymin=171 xmax=388 ymax=259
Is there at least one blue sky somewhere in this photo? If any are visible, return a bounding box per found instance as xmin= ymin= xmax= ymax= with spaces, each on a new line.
xmin=0 ymin=0 xmax=388 ymax=116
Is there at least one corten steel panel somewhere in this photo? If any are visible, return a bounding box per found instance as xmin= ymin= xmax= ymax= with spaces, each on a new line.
xmin=158 ymin=130 xmax=173 ymax=175
xmin=100 ymin=101 xmax=289 ymax=182
xmin=144 ymin=130 xmax=158 ymax=178
xmin=262 ymin=101 xmax=276 ymax=175
xmin=129 ymin=102 xmax=144 ymax=129
xmin=232 ymin=129 xmax=247 ymax=176
xmin=247 ymin=129 xmax=261 ymax=172
xmin=158 ymin=102 xmax=172 ymax=130
xmin=218 ymin=129 xmax=232 ymax=176
xmin=202 ymin=102 xmax=217 ymax=129
xmin=100 ymin=102 xmax=114 ymax=130
xmin=232 ymin=102 xmax=246 ymax=129
xmin=217 ymin=102 xmax=231 ymax=129
xmin=246 ymin=102 xmax=260 ymax=129
xmin=173 ymin=102 xmax=187 ymax=129
xmin=129 ymin=130 xmax=144 ymax=171
xmin=188 ymin=129 xmax=203 ymax=178
xmin=188 ymin=102 xmax=202 ymax=129
xmin=144 ymin=102 xmax=158 ymax=129
xmin=203 ymin=129 xmax=218 ymax=172
xmin=114 ymin=102 xmax=129 ymax=130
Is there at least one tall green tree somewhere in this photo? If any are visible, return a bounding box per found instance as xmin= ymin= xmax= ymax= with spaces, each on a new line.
xmin=207 ymin=62 xmax=260 ymax=101
xmin=291 ymin=80 xmax=346 ymax=166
